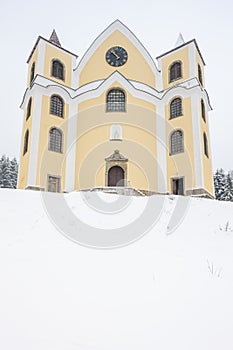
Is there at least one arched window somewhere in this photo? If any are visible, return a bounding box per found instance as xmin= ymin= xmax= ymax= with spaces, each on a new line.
xmin=106 ymin=89 xmax=125 ymax=112
xmin=23 ymin=130 xmax=29 ymax=155
xmin=30 ymin=62 xmax=35 ymax=84
xmin=50 ymin=95 xmax=64 ymax=117
xmin=49 ymin=128 xmax=63 ymax=153
xmin=170 ymin=98 xmax=182 ymax=119
xmin=51 ymin=60 xmax=64 ymax=80
xmin=110 ymin=125 xmax=122 ymax=140
xmin=169 ymin=61 xmax=182 ymax=82
xmin=201 ymin=99 xmax=206 ymax=122
xmin=170 ymin=130 xmax=184 ymax=155
xmin=203 ymin=132 xmax=209 ymax=157
xmin=198 ymin=64 xmax=203 ymax=86
xmin=26 ymin=98 xmax=32 ymax=120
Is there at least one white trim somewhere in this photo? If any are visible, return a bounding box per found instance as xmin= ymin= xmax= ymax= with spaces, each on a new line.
xmin=64 ymin=101 xmax=78 ymax=191
xmin=129 ymin=80 xmax=160 ymax=97
xmin=71 ymin=56 xmax=77 ymax=89
xmin=204 ymin=111 xmax=214 ymax=190
xmin=74 ymin=20 xmax=159 ymax=85
xmin=156 ymin=102 xmax=167 ymax=193
xmin=27 ymin=92 xmax=42 ymax=187
xmin=37 ymin=40 xmax=46 ymax=76
xmin=77 ymin=80 xmax=104 ymax=95
xmin=21 ymin=74 xmax=212 ymax=111
xmin=191 ymin=93 xmax=204 ymax=188
xmin=162 ymin=84 xmax=202 ymax=104
xmin=76 ymin=71 xmax=157 ymax=105
xmin=188 ymin=42 xmax=196 ymax=79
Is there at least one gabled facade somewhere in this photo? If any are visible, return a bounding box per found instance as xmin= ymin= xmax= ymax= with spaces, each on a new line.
xmin=18 ymin=20 xmax=214 ymax=197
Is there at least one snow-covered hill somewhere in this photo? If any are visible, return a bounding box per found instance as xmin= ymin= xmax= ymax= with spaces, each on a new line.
xmin=1 ymin=189 xmax=233 ymax=350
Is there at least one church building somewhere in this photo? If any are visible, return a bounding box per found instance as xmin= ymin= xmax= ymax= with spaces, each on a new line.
xmin=18 ymin=20 xmax=214 ymax=198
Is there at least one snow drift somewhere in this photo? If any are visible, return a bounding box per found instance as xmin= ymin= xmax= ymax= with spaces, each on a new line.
xmin=0 ymin=188 xmax=233 ymax=350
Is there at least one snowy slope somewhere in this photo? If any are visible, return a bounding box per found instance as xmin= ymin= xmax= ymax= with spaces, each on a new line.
xmin=0 ymin=189 xmax=233 ymax=350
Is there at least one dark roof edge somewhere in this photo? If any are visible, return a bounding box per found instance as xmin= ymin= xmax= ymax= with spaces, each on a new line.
xmin=156 ymin=39 xmax=206 ymax=66
xmin=27 ymin=36 xmax=78 ymax=63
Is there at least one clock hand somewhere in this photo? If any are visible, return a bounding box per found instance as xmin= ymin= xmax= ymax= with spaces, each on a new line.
xmin=110 ymin=50 xmax=120 ymax=60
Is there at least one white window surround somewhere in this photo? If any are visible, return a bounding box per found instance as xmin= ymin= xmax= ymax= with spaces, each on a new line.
xmin=110 ymin=125 xmax=122 ymax=140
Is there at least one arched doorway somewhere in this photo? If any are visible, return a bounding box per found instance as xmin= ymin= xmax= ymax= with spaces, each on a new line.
xmin=108 ymin=166 xmax=125 ymax=187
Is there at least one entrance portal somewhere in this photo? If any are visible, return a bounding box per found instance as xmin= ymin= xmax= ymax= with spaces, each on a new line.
xmin=108 ymin=166 xmax=125 ymax=187
xmin=172 ymin=177 xmax=184 ymax=195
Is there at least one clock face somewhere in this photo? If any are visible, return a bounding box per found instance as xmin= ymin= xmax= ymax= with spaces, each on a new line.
xmin=106 ymin=46 xmax=128 ymax=67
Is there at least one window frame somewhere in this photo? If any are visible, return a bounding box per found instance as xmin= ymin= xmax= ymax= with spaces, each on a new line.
xmin=30 ymin=62 xmax=35 ymax=85
xmin=198 ymin=64 xmax=203 ymax=86
xmin=51 ymin=59 xmax=65 ymax=81
xmin=26 ymin=97 xmax=32 ymax=120
xmin=169 ymin=61 xmax=182 ymax=83
xmin=48 ymin=127 xmax=63 ymax=153
xmin=23 ymin=129 xmax=29 ymax=156
xmin=203 ymin=132 xmax=209 ymax=158
xmin=170 ymin=129 xmax=184 ymax=155
xmin=106 ymin=88 xmax=126 ymax=112
xmin=47 ymin=174 xmax=61 ymax=193
xmin=50 ymin=95 xmax=64 ymax=118
xmin=170 ymin=97 xmax=183 ymax=119
xmin=201 ymin=99 xmax=206 ymax=122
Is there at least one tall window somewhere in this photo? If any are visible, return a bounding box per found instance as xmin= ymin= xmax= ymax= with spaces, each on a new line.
xmin=49 ymin=128 xmax=63 ymax=153
xmin=170 ymin=130 xmax=184 ymax=155
xmin=170 ymin=98 xmax=182 ymax=119
xmin=169 ymin=61 xmax=182 ymax=82
xmin=203 ymin=132 xmax=209 ymax=157
xmin=23 ymin=130 xmax=29 ymax=155
xmin=51 ymin=60 xmax=64 ymax=80
xmin=50 ymin=95 xmax=64 ymax=117
xmin=201 ymin=99 xmax=206 ymax=122
xmin=30 ymin=62 xmax=35 ymax=84
xmin=198 ymin=64 xmax=203 ymax=86
xmin=26 ymin=98 xmax=32 ymax=120
xmin=106 ymin=89 xmax=125 ymax=112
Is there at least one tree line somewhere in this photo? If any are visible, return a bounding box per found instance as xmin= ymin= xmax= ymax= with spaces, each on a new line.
xmin=213 ymin=169 xmax=233 ymax=202
xmin=0 ymin=155 xmax=18 ymax=189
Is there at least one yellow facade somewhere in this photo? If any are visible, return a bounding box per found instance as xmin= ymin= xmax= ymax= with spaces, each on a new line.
xmin=79 ymin=30 xmax=156 ymax=88
xmin=35 ymin=95 xmax=68 ymax=191
xmin=18 ymin=97 xmax=34 ymax=189
xmin=161 ymin=47 xmax=190 ymax=90
xmin=165 ymin=97 xmax=195 ymax=192
xmin=43 ymin=44 xmax=73 ymax=87
xmin=18 ymin=21 xmax=214 ymax=198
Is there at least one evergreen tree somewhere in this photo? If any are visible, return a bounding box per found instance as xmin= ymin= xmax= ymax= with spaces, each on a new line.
xmin=221 ymin=172 xmax=233 ymax=202
xmin=1 ymin=156 xmax=11 ymax=188
xmin=0 ymin=156 xmax=3 ymax=187
xmin=214 ymin=168 xmax=226 ymax=200
xmin=0 ymin=155 xmax=18 ymax=189
xmin=9 ymin=157 xmax=18 ymax=189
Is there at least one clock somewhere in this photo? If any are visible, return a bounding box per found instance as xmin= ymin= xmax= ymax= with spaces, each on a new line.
xmin=106 ymin=46 xmax=128 ymax=67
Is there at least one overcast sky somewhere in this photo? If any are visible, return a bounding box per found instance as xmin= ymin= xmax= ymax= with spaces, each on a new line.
xmin=0 ymin=0 xmax=232 ymax=171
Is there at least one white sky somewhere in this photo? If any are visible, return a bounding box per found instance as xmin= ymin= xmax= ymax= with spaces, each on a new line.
xmin=0 ymin=0 xmax=232 ymax=171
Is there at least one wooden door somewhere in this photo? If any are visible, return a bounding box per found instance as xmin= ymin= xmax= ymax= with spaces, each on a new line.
xmin=108 ymin=166 xmax=124 ymax=187
xmin=172 ymin=178 xmax=184 ymax=195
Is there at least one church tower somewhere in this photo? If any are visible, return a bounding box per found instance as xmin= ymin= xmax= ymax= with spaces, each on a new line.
xmin=18 ymin=21 xmax=214 ymax=198
xmin=18 ymin=30 xmax=77 ymax=191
